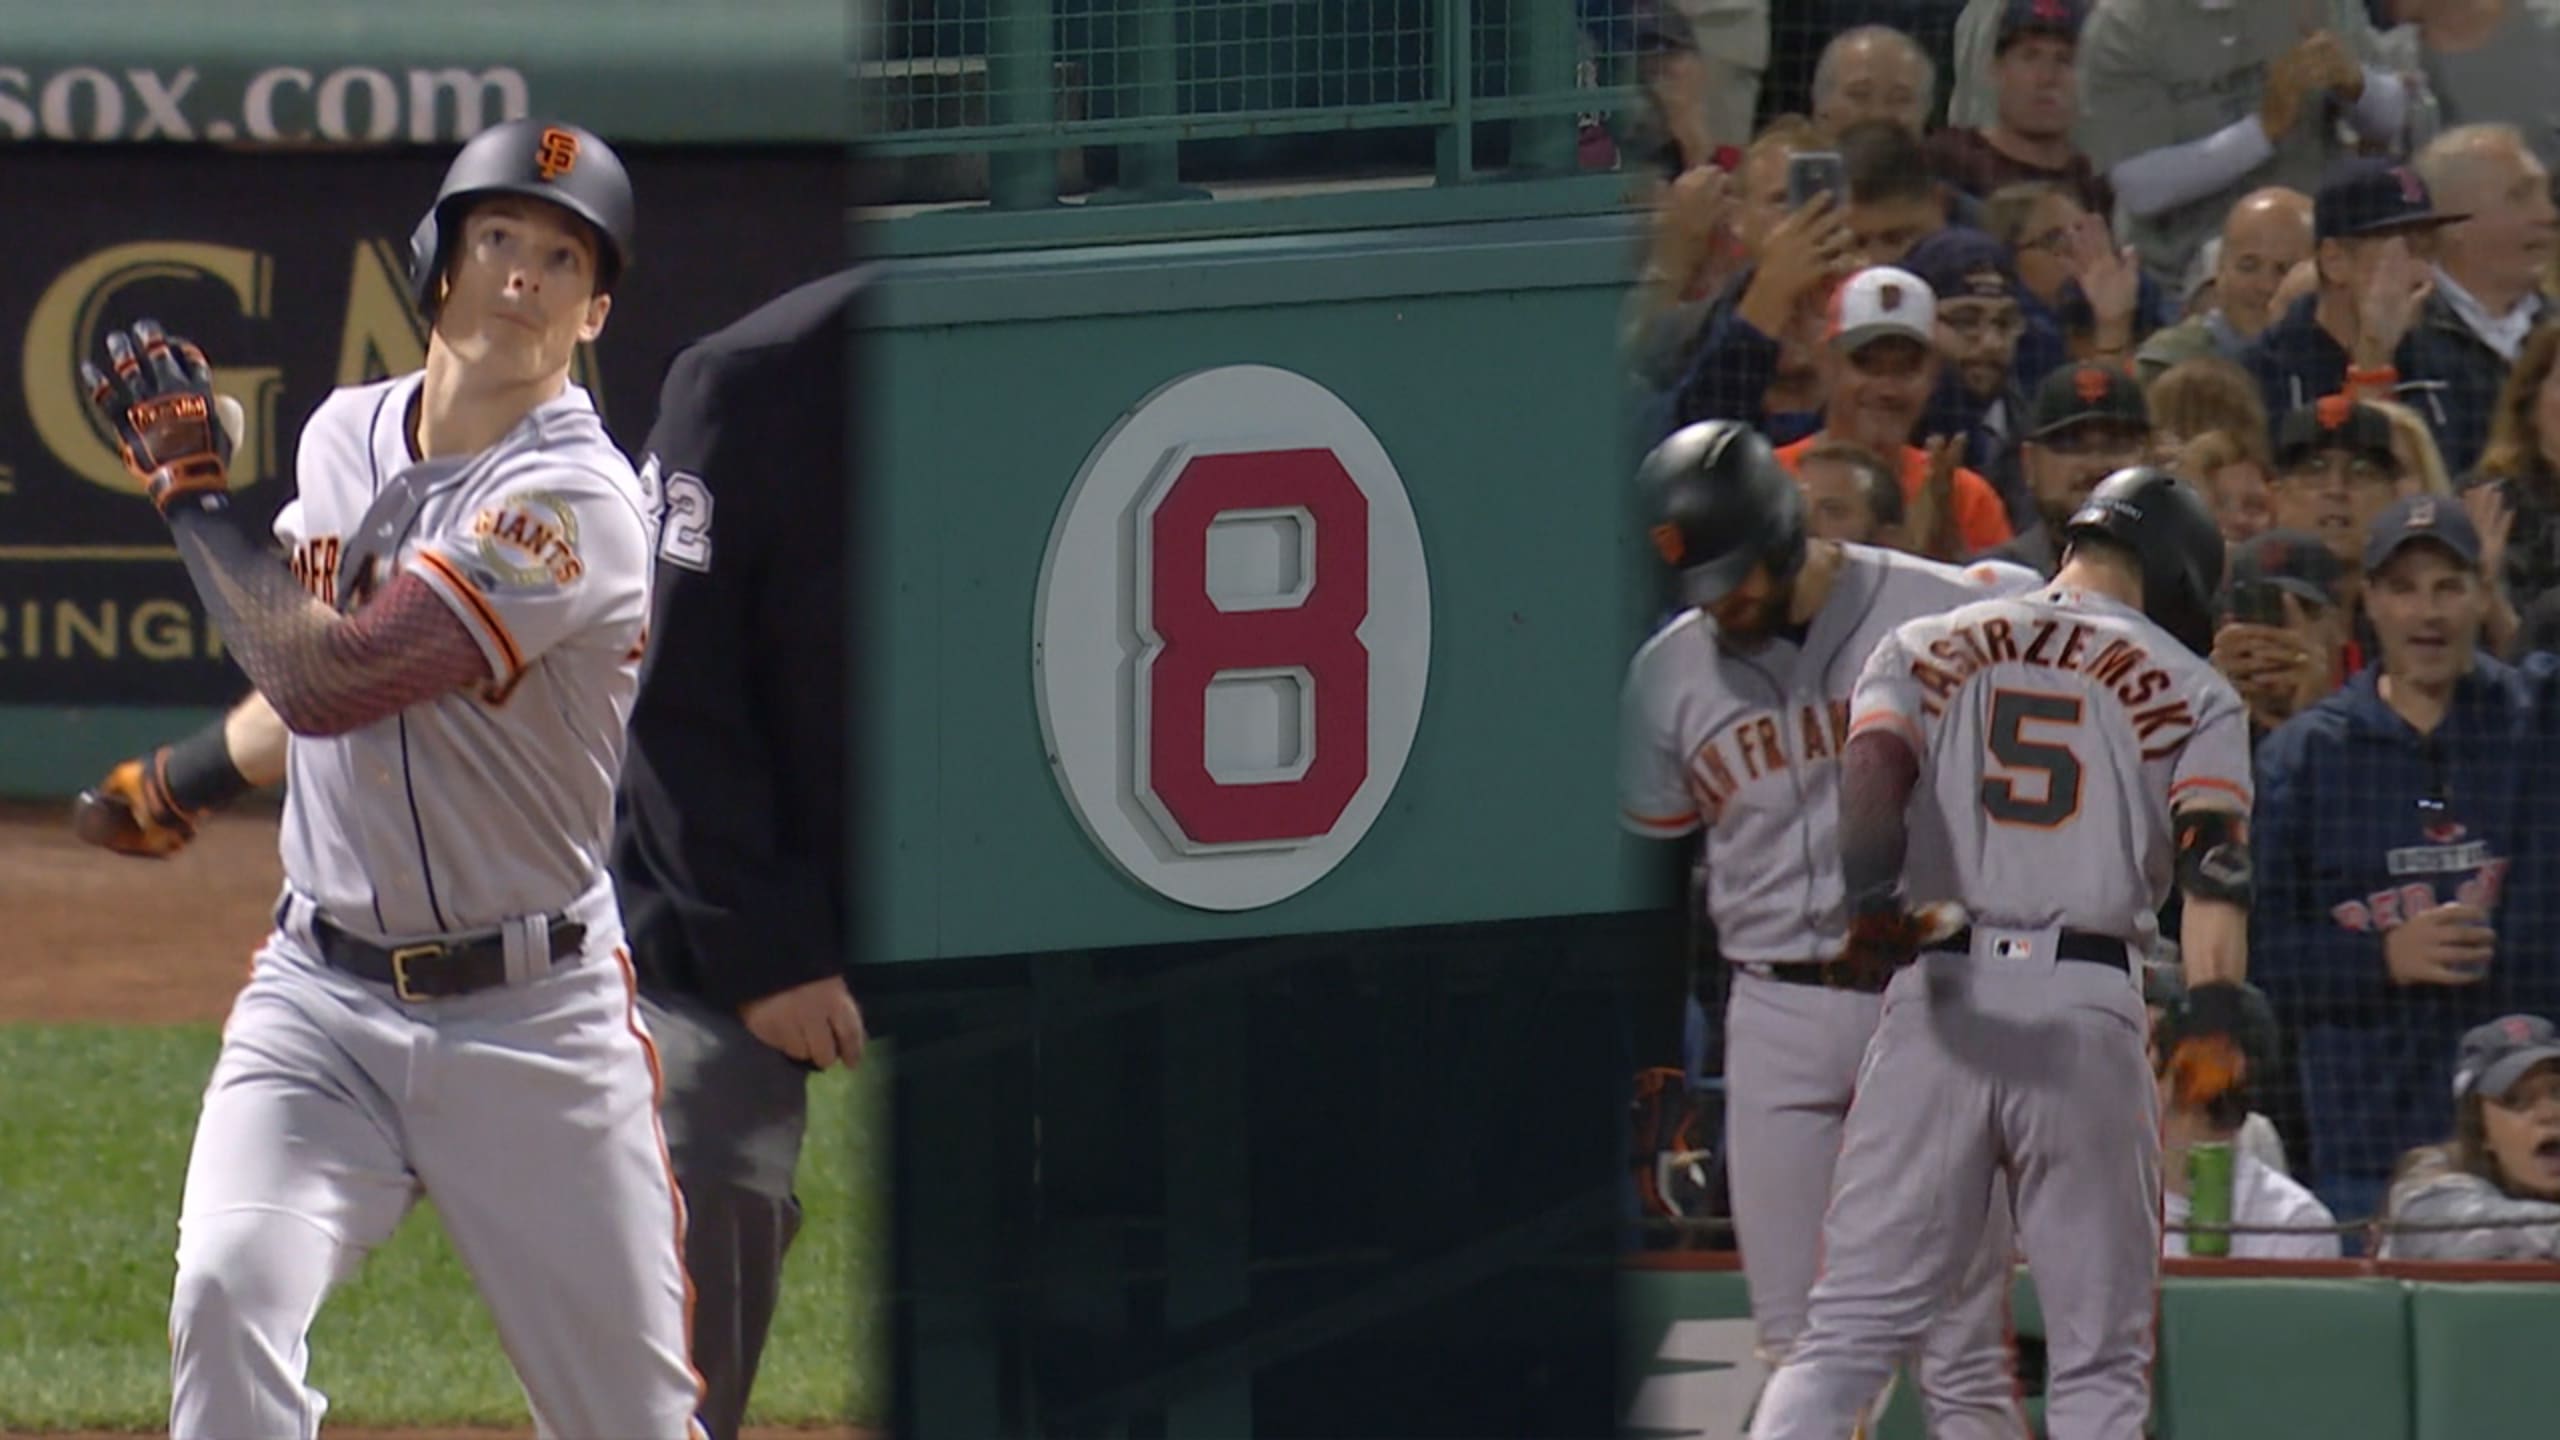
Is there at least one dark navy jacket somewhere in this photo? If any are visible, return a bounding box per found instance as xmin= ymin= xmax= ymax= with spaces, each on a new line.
xmin=2251 ymin=654 xmax=2560 ymax=1207
xmin=2234 ymin=290 xmax=2523 ymax=476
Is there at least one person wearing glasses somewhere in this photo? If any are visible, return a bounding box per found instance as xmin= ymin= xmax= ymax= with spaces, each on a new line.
xmin=1969 ymin=360 xmax=2153 ymax=575
xmin=1906 ymin=228 xmax=2038 ymax=531
xmin=2249 ymin=495 xmax=2556 ymax=1228
xmin=2380 ymin=1013 xmax=2560 ymax=1260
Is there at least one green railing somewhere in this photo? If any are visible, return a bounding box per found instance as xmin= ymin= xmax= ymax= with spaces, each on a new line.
xmin=854 ymin=0 xmax=1645 ymax=203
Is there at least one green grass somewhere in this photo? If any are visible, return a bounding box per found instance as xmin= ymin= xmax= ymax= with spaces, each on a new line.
xmin=0 ymin=1024 xmax=884 ymax=1431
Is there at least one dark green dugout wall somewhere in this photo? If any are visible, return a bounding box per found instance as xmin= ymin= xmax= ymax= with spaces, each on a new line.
xmin=863 ymin=210 xmax=1685 ymax=1439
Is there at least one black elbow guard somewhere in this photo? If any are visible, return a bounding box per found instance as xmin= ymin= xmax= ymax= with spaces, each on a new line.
xmin=2176 ymin=808 xmax=2253 ymax=907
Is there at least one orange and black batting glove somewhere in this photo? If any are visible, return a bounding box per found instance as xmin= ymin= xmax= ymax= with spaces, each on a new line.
xmin=82 ymin=318 xmax=232 ymax=517
xmin=71 ymin=751 xmax=201 ymax=860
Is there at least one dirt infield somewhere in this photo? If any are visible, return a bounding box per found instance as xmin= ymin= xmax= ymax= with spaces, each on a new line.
xmin=0 ymin=800 xmax=881 ymax=1440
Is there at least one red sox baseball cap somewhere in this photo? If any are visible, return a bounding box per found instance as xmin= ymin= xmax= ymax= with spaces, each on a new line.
xmin=1997 ymin=0 xmax=2088 ymax=52
xmin=2314 ymin=157 xmax=2468 ymax=242
xmin=2454 ymin=1014 xmax=2560 ymax=1102
xmin=2363 ymin=493 xmax=2483 ymax=577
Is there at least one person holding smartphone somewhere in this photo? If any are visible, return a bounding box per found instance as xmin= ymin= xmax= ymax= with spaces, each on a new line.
xmin=2211 ymin=528 xmax=2350 ymax=742
xmin=2249 ymin=495 xmax=2560 ymax=1228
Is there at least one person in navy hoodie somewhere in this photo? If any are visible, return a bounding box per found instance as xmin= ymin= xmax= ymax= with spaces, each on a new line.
xmin=2251 ymin=493 xmax=2560 ymax=1231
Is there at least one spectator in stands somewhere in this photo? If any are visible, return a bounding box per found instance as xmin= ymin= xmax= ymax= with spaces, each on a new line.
xmin=1795 ymin=438 xmax=1909 ymax=547
xmin=2077 ymin=0 xmax=2410 ymax=293
xmin=1836 ymin=119 xmax=1952 ymax=267
xmin=2210 ymin=529 xmax=2350 ymax=740
xmin=2152 ymin=981 xmax=2343 ymax=1260
xmin=2465 ymin=321 xmax=2560 ymax=619
xmin=1905 ymin=227 xmax=2036 ymax=528
xmin=2242 ymin=160 xmax=2465 ymax=435
xmin=1981 ymin=181 xmax=2160 ymax=382
xmin=2253 ymin=496 xmax=2538 ymax=1224
xmin=2139 ymin=189 xmax=2319 ymax=383
xmin=2381 ymin=1014 xmax=2560 ymax=1260
xmin=2149 ymin=355 xmax=2274 ymax=465
xmin=1624 ymin=161 xmax=1742 ymax=413
xmin=2379 ymin=1 xmax=2560 ymax=176
xmin=1974 ymin=361 xmax=2151 ymax=574
xmin=2368 ymin=396 xmax=2459 ymax=498
xmin=1810 ymin=25 xmax=1934 ymax=140
xmin=1925 ymin=0 xmax=2112 ymax=216
xmin=1771 ymin=265 xmax=2016 ymax=556
xmin=1645 ymin=1 xmax=1772 ymax=160
xmin=2179 ymin=429 xmax=2278 ymax=546
xmin=2402 ymin=124 xmax=2558 ymax=476
xmin=1668 ymin=127 xmax=1857 ymax=440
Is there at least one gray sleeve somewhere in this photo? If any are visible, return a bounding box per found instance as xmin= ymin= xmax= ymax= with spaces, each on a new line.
xmin=2108 ymin=115 xmax=2276 ymax=218
xmin=2075 ymin=7 xmax=2189 ymax=173
xmin=2386 ymin=1173 xmax=2560 ymax=1261
xmin=1946 ymin=0 xmax=2005 ymax=131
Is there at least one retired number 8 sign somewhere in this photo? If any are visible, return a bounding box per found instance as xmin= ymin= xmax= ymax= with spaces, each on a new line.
xmin=1034 ymin=366 xmax=1433 ymax=912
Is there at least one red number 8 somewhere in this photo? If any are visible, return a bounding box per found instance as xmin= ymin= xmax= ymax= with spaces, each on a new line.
xmin=1138 ymin=449 xmax=1371 ymax=849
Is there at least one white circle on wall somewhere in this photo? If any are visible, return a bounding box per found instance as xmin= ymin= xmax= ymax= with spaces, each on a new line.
xmin=1033 ymin=364 xmax=1433 ymax=912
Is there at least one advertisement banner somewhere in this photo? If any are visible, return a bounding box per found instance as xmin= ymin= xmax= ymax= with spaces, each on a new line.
xmin=0 ymin=144 xmax=846 ymax=707
xmin=0 ymin=0 xmax=848 ymax=145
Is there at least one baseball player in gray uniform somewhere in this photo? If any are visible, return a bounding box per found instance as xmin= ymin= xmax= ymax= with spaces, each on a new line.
xmin=71 ymin=121 xmax=705 ymax=1439
xmin=1620 ymin=421 xmax=2031 ymax=1438
xmin=1747 ymin=467 xmax=2259 ymax=1440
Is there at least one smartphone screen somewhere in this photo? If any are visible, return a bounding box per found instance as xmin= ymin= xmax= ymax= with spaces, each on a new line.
xmin=1786 ymin=151 xmax=1846 ymax=210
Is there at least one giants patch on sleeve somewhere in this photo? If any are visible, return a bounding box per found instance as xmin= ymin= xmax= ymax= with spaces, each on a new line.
xmin=466 ymin=491 xmax=587 ymax=591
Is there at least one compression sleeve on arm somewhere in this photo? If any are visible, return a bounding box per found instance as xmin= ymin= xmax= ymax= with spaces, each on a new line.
xmin=2108 ymin=115 xmax=2276 ymax=218
xmin=1839 ymin=726 xmax=1920 ymax=915
xmin=166 ymin=503 xmax=491 ymax=737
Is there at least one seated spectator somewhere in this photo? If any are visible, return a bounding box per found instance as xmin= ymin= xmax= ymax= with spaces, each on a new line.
xmin=2210 ymin=529 xmax=2349 ymax=741
xmin=1906 ymin=227 xmax=2036 ymax=528
xmin=2384 ymin=1 xmax=2560 ymax=177
xmin=1809 ymin=24 xmax=1933 ymax=140
xmin=2402 ymin=124 xmax=2558 ymax=476
xmin=1974 ymin=361 xmax=2151 ymax=574
xmin=2380 ymin=1014 xmax=2560 ymax=1261
xmin=2178 ymin=429 xmax=2277 ymax=545
xmin=1795 ymin=439 xmax=1907 ymax=547
xmin=2252 ymin=496 xmax=2543 ymax=1224
xmin=1924 ymin=0 xmax=2114 ymax=216
xmin=2241 ymin=159 xmax=2464 ymax=432
xmin=2076 ymin=0 xmax=2409 ymax=292
xmin=1982 ymin=181 xmax=2162 ymax=383
xmin=1771 ymin=266 xmax=2017 ymax=556
xmin=1836 ymin=119 xmax=1951 ymax=268
xmin=2152 ymin=980 xmax=2343 ymax=1260
xmin=2149 ymin=354 xmax=2274 ymax=464
xmin=2465 ymin=320 xmax=2560 ymax=619
xmin=2139 ymin=189 xmax=2318 ymax=384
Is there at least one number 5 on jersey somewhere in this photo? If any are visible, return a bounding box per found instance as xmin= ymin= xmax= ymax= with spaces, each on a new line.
xmin=1982 ymin=690 xmax=2084 ymax=828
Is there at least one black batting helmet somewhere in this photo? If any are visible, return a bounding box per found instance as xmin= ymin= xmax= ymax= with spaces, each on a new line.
xmin=1638 ymin=421 xmax=1808 ymax=608
xmin=408 ymin=119 xmax=636 ymax=320
xmin=2061 ymin=466 xmax=2225 ymax=655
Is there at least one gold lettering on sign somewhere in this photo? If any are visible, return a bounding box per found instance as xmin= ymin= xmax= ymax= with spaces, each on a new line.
xmin=337 ymin=237 xmax=428 ymax=384
xmin=0 ymin=596 xmax=226 ymax=662
xmin=23 ymin=242 xmax=283 ymax=494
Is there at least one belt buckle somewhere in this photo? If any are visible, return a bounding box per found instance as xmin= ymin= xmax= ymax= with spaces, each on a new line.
xmin=388 ymin=943 xmax=444 ymax=1002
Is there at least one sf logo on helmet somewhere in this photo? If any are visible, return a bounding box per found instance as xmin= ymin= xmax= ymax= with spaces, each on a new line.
xmin=535 ymin=126 xmax=581 ymax=182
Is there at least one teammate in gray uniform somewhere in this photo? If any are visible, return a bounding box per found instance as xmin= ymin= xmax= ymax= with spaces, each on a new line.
xmin=1748 ymin=468 xmax=2260 ymax=1440
xmin=1621 ymin=421 xmax=2029 ymax=1438
xmin=71 ymin=121 xmax=706 ymax=1439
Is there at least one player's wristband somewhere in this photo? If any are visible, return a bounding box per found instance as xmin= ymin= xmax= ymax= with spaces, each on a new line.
xmin=160 ymin=719 xmax=255 ymax=814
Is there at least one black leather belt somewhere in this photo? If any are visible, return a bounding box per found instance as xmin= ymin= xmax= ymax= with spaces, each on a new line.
xmin=1939 ymin=927 xmax=2131 ymax=973
xmin=313 ymin=916 xmax=587 ymax=1001
xmin=1739 ymin=959 xmax=1896 ymax=995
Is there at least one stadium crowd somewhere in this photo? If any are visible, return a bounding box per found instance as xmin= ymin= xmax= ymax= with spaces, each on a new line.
xmin=1621 ymin=0 xmax=2560 ymax=1259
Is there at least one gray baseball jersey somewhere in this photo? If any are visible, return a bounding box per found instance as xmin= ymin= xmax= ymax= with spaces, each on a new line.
xmin=271 ymin=372 xmax=655 ymax=937
xmin=1619 ymin=546 xmax=2038 ymax=961
xmin=1848 ymin=582 xmax=2254 ymax=938
xmin=2077 ymin=0 xmax=2383 ymax=286
xmin=169 ymin=372 xmax=703 ymax=1440
xmin=1620 ymin=545 xmax=2036 ymax=1438
xmin=1748 ymin=583 xmax=2250 ymax=1440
